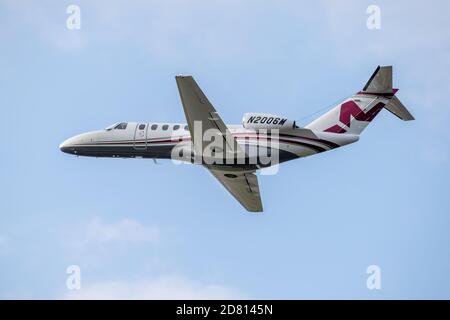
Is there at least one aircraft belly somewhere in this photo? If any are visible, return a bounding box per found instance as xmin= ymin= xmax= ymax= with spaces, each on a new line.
xmin=73 ymin=144 xmax=175 ymax=159
xmin=72 ymin=138 xmax=322 ymax=164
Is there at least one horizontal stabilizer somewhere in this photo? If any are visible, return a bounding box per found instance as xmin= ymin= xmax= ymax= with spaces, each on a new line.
xmin=384 ymin=96 xmax=415 ymax=121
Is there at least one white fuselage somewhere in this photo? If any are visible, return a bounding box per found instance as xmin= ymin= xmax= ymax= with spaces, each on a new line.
xmin=60 ymin=122 xmax=358 ymax=168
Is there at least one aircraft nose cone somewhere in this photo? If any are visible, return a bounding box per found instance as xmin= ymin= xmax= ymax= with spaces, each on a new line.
xmin=59 ymin=140 xmax=72 ymax=154
xmin=59 ymin=137 xmax=78 ymax=154
xmin=60 ymin=132 xmax=96 ymax=155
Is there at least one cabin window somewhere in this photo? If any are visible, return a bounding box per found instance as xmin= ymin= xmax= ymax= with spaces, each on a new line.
xmin=151 ymin=124 xmax=158 ymax=130
xmin=162 ymin=124 xmax=169 ymax=130
xmin=173 ymin=125 xmax=180 ymax=130
xmin=114 ymin=123 xmax=128 ymax=130
xmin=138 ymin=124 xmax=146 ymax=130
xmin=184 ymin=125 xmax=189 ymax=130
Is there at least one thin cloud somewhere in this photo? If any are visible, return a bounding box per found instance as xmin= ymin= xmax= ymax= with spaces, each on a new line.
xmin=63 ymin=217 xmax=161 ymax=266
xmin=65 ymin=275 xmax=244 ymax=299
xmin=63 ymin=217 xmax=162 ymax=273
xmin=84 ymin=217 xmax=160 ymax=245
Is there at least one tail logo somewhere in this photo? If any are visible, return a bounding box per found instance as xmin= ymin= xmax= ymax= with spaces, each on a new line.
xmin=324 ymin=101 xmax=385 ymax=133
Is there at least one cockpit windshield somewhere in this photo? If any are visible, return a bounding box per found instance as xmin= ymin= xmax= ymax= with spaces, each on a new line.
xmin=105 ymin=123 xmax=119 ymax=131
xmin=105 ymin=122 xmax=128 ymax=131
xmin=114 ymin=123 xmax=128 ymax=130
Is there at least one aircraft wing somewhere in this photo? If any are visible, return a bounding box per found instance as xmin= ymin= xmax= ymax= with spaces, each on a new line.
xmin=176 ymin=75 xmax=261 ymax=212
xmin=208 ymin=167 xmax=263 ymax=213
xmin=175 ymin=75 xmax=244 ymax=160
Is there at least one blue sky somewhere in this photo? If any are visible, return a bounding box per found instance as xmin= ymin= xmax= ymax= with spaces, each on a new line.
xmin=1 ymin=0 xmax=449 ymax=299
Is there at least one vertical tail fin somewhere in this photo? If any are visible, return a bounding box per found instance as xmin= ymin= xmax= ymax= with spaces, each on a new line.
xmin=362 ymin=65 xmax=392 ymax=94
xmin=305 ymin=66 xmax=414 ymax=135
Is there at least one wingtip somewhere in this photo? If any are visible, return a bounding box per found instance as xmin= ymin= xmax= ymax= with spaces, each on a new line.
xmin=175 ymin=74 xmax=192 ymax=79
xmin=248 ymin=207 xmax=263 ymax=213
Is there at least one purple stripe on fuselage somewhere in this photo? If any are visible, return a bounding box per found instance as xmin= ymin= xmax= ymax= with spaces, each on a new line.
xmin=78 ymin=133 xmax=337 ymax=152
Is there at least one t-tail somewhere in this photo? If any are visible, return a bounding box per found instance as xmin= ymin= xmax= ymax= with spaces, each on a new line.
xmin=305 ymin=66 xmax=414 ymax=135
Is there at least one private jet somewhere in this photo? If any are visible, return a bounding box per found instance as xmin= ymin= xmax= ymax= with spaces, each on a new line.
xmin=60 ymin=66 xmax=414 ymax=212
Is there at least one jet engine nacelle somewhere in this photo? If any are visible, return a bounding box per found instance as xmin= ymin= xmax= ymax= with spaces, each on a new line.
xmin=242 ymin=113 xmax=296 ymax=130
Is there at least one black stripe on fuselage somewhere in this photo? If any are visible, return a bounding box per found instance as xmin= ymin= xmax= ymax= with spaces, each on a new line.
xmin=70 ymin=144 xmax=299 ymax=166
